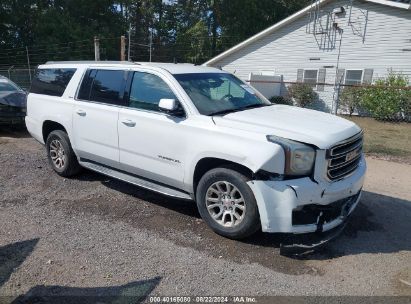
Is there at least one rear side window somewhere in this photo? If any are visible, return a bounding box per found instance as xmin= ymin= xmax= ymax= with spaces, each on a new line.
xmin=89 ymin=70 xmax=127 ymax=105
xmin=30 ymin=68 xmax=76 ymax=96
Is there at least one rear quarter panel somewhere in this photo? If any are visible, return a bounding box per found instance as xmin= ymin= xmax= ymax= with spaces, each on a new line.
xmin=26 ymin=67 xmax=86 ymax=144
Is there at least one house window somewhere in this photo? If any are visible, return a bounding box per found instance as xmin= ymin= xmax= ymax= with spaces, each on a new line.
xmin=345 ymin=70 xmax=363 ymax=85
xmin=303 ymin=70 xmax=318 ymax=88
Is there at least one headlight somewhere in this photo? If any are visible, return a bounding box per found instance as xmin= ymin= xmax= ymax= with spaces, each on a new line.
xmin=266 ymin=135 xmax=316 ymax=176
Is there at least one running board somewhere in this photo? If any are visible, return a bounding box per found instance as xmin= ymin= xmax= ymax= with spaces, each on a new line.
xmin=79 ymin=160 xmax=192 ymax=200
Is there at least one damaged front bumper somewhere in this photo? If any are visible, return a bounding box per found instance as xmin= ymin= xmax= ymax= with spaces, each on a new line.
xmin=247 ymin=155 xmax=366 ymax=234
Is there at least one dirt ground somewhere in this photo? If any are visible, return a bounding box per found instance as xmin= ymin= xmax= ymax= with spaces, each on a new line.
xmin=0 ymin=128 xmax=410 ymax=302
xmin=344 ymin=116 xmax=411 ymax=164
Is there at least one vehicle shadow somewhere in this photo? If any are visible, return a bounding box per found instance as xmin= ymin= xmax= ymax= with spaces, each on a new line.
xmin=0 ymin=125 xmax=30 ymax=138
xmin=75 ymin=170 xmax=411 ymax=260
xmin=307 ymin=191 xmax=411 ymax=259
xmin=0 ymin=237 xmax=160 ymax=303
xmin=76 ymin=170 xmax=201 ymax=219
xmin=0 ymin=238 xmax=39 ymax=288
xmin=11 ymin=277 xmax=161 ymax=304
xmin=244 ymin=190 xmax=411 ymax=259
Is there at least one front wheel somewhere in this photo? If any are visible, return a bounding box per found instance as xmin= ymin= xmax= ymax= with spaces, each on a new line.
xmin=196 ymin=167 xmax=260 ymax=239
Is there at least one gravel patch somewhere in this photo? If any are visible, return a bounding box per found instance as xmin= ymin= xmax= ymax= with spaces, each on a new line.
xmin=0 ymin=129 xmax=410 ymax=301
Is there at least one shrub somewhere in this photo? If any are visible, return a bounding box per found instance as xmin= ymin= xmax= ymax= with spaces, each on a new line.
xmin=339 ymin=86 xmax=363 ymax=116
xmin=287 ymin=83 xmax=317 ymax=108
xmin=361 ymin=71 xmax=410 ymax=121
xmin=269 ymin=95 xmax=293 ymax=106
xmin=404 ymin=93 xmax=411 ymax=122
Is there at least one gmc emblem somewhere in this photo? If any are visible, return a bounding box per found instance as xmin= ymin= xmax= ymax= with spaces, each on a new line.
xmin=346 ymin=149 xmax=360 ymax=162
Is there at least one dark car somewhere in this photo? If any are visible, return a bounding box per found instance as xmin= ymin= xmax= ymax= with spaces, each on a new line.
xmin=0 ymin=76 xmax=27 ymax=125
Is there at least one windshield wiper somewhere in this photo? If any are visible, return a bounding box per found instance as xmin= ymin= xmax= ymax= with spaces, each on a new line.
xmin=241 ymin=103 xmax=272 ymax=111
xmin=208 ymin=108 xmax=240 ymax=116
xmin=209 ymin=103 xmax=272 ymax=116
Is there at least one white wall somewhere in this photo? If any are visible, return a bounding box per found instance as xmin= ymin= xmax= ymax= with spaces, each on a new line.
xmin=248 ymin=73 xmax=282 ymax=99
xmin=207 ymin=0 xmax=411 ymax=112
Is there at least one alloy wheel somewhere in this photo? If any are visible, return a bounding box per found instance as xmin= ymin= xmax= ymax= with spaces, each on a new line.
xmin=205 ymin=181 xmax=246 ymax=227
xmin=49 ymin=139 xmax=66 ymax=169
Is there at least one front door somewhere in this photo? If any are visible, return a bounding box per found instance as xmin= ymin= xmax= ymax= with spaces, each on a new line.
xmin=118 ymin=71 xmax=188 ymax=190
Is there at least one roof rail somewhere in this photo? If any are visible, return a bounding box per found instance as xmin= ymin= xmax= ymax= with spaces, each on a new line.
xmin=44 ymin=61 xmax=140 ymax=65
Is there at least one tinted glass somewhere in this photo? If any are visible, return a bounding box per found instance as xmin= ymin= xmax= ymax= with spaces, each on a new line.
xmin=77 ymin=69 xmax=96 ymax=100
xmin=30 ymin=68 xmax=76 ymax=96
xmin=89 ymin=70 xmax=127 ymax=105
xmin=128 ymin=72 xmax=176 ymax=112
xmin=0 ymin=79 xmax=18 ymax=92
xmin=174 ymin=73 xmax=269 ymax=116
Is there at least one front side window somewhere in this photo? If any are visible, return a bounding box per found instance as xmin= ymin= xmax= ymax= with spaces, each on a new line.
xmin=303 ymin=70 xmax=318 ymax=88
xmin=174 ymin=73 xmax=270 ymax=116
xmin=128 ymin=72 xmax=177 ymax=112
xmin=30 ymin=68 xmax=76 ymax=96
xmin=345 ymin=70 xmax=363 ymax=85
xmin=89 ymin=70 xmax=127 ymax=105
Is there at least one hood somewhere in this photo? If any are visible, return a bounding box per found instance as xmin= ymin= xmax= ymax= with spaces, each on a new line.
xmin=212 ymin=105 xmax=361 ymax=149
xmin=0 ymin=91 xmax=27 ymax=108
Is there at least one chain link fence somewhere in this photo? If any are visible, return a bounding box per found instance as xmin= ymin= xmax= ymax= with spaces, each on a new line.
xmin=1 ymin=63 xmax=410 ymax=123
xmin=335 ymin=83 xmax=411 ymax=122
xmin=247 ymin=79 xmax=411 ymax=123
xmin=0 ymin=67 xmax=34 ymax=90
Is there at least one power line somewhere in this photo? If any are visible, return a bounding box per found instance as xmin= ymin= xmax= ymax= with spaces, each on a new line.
xmin=0 ymin=37 xmax=121 ymax=52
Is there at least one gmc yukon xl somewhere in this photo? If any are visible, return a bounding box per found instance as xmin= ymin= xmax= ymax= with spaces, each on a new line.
xmin=26 ymin=61 xmax=366 ymax=240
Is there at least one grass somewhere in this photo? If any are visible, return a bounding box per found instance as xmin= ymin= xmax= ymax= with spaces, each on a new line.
xmin=342 ymin=115 xmax=411 ymax=163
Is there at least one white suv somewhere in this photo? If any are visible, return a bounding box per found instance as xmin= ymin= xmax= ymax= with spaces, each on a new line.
xmin=26 ymin=61 xmax=366 ymax=240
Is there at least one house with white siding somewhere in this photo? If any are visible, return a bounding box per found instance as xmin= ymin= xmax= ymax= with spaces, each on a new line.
xmin=204 ymin=0 xmax=411 ymax=113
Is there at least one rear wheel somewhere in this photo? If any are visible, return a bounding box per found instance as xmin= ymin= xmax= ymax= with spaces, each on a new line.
xmin=196 ymin=167 xmax=260 ymax=239
xmin=46 ymin=130 xmax=82 ymax=177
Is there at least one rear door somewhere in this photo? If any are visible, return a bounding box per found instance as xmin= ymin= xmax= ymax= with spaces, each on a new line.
xmin=118 ymin=70 xmax=188 ymax=189
xmin=72 ymin=68 xmax=128 ymax=167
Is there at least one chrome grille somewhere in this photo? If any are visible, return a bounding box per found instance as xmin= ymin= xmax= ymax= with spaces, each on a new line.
xmin=327 ymin=132 xmax=363 ymax=180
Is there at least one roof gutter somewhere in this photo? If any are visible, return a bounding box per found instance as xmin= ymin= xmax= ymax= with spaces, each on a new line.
xmin=364 ymin=0 xmax=411 ymax=10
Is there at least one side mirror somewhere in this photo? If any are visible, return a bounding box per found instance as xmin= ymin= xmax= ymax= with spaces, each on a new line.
xmin=159 ymin=98 xmax=185 ymax=117
xmin=159 ymin=98 xmax=178 ymax=112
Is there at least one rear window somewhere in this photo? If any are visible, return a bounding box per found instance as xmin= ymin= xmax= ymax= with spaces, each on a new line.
xmin=78 ymin=69 xmax=127 ymax=106
xmin=0 ymin=79 xmax=18 ymax=92
xmin=30 ymin=68 xmax=76 ymax=97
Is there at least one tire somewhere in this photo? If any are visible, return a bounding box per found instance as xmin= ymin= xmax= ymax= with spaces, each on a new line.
xmin=46 ymin=130 xmax=82 ymax=177
xmin=196 ymin=166 xmax=261 ymax=239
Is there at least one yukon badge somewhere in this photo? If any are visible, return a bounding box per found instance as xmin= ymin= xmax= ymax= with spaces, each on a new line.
xmin=158 ymin=155 xmax=181 ymax=164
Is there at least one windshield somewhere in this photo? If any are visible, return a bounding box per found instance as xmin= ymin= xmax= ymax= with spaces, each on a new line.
xmin=174 ymin=73 xmax=270 ymax=115
xmin=0 ymin=79 xmax=19 ymax=92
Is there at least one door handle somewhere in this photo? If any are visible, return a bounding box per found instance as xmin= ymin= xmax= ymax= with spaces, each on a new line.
xmin=76 ymin=109 xmax=86 ymax=116
xmin=121 ymin=119 xmax=136 ymax=127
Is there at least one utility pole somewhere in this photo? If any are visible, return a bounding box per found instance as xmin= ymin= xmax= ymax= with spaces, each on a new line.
xmin=120 ymin=35 xmax=126 ymax=61
xmin=94 ymin=36 xmax=100 ymax=61
xmin=332 ymin=27 xmax=344 ymax=115
xmin=149 ymin=30 xmax=153 ymax=62
xmin=25 ymin=47 xmax=31 ymax=83
xmin=128 ymin=23 xmax=131 ymax=61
